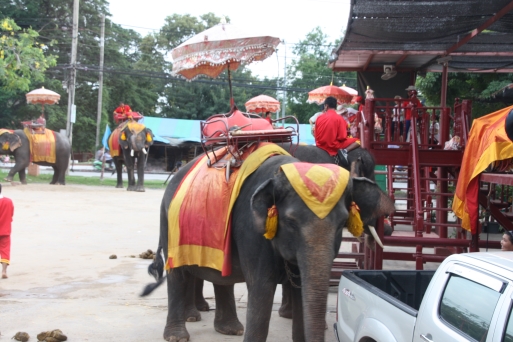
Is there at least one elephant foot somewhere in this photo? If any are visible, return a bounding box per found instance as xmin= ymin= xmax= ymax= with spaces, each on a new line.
xmin=21 ymin=180 xmax=28 ymax=185
xmin=127 ymin=186 xmax=136 ymax=191
xmin=195 ymin=298 xmax=210 ymax=312
xmin=135 ymin=186 xmax=145 ymax=192
xmin=214 ymin=318 xmax=244 ymax=336
xmin=163 ymin=324 xmax=189 ymax=342
xmin=185 ymin=307 xmax=201 ymax=322
xmin=115 ymin=184 xmax=124 ymax=189
xmin=278 ymin=303 xmax=293 ymax=319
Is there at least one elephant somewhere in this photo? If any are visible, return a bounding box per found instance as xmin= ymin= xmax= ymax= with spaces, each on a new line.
xmin=0 ymin=129 xmax=70 ymax=185
xmin=109 ymin=121 xmax=153 ymax=192
xmin=186 ymin=143 xmax=393 ymax=322
xmin=141 ymin=151 xmax=395 ymax=341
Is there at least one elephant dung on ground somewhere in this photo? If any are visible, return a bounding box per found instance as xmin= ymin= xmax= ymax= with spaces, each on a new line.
xmin=109 ymin=121 xmax=154 ymax=192
xmin=142 ymin=150 xmax=395 ymax=342
xmin=0 ymin=129 xmax=70 ymax=185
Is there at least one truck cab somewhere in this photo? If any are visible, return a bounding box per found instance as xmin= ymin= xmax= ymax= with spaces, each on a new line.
xmin=335 ymin=252 xmax=513 ymax=342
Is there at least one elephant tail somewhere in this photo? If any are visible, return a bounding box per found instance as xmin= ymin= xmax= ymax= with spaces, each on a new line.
xmin=148 ymin=245 xmax=164 ymax=280
xmin=140 ymin=245 xmax=165 ymax=297
xmin=140 ymin=276 xmax=165 ymax=297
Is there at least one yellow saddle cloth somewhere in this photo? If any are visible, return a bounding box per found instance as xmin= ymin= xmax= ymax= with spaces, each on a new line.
xmin=166 ymin=143 xmax=290 ymax=276
xmin=23 ymin=128 xmax=56 ymax=163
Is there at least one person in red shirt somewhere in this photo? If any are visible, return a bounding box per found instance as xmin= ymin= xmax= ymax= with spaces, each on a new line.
xmin=113 ymin=102 xmax=132 ymax=123
xmin=263 ymin=111 xmax=273 ymax=125
xmin=315 ymin=96 xmax=360 ymax=163
xmin=0 ymin=184 xmax=14 ymax=279
xmin=403 ymin=85 xmax=422 ymax=142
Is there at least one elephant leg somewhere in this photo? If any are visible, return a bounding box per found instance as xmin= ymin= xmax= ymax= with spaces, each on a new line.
xmin=18 ymin=167 xmax=27 ymax=184
xmin=213 ymin=284 xmax=244 ymax=336
xmin=243 ymin=282 xmax=275 ymax=342
xmin=135 ymin=156 xmax=145 ymax=192
xmin=6 ymin=164 xmax=26 ymax=184
xmin=291 ymin=284 xmax=306 ymax=342
xmin=127 ymin=165 xmax=136 ymax=191
xmin=184 ymin=278 xmax=201 ymax=322
xmin=194 ymin=278 xmax=210 ymax=311
xmin=164 ymin=269 xmax=191 ymax=342
xmin=278 ymin=281 xmax=293 ymax=319
xmin=50 ymin=166 xmax=58 ymax=184
xmin=114 ymin=159 xmax=123 ymax=188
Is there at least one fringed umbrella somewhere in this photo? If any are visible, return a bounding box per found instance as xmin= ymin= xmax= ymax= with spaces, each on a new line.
xmin=26 ymin=87 xmax=61 ymax=118
xmin=171 ymin=19 xmax=280 ymax=107
xmin=306 ymin=85 xmax=353 ymax=105
xmin=245 ymin=94 xmax=281 ymax=113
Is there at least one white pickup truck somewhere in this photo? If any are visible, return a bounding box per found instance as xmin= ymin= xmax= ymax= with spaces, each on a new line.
xmin=334 ymin=252 xmax=513 ymax=342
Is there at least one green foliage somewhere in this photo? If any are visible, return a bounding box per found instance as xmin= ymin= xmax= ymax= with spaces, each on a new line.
xmin=0 ymin=17 xmax=56 ymax=98
xmin=416 ymin=72 xmax=513 ymax=119
xmin=285 ymin=27 xmax=356 ymax=123
xmin=158 ymin=13 xmax=228 ymax=50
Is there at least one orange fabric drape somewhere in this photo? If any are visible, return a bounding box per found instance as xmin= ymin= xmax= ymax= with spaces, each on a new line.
xmin=23 ymin=128 xmax=56 ymax=163
xmin=453 ymin=105 xmax=513 ymax=233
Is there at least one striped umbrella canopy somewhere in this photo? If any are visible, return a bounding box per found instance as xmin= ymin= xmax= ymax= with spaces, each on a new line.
xmin=307 ymin=85 xmax=353 ymax=105
xmin=245 ymin=94 xmax=281 ymax=113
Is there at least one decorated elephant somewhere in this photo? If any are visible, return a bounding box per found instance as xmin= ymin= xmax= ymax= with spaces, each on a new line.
xmin=0 ymin=128 xmax=70 ymax=184
xmin=108 ymin=121 xmax=153 ymax=192
xmin=141 ymin=144 xmax=395 ymax=341
xmin=176 ymin=143 xmax=393 ymax=323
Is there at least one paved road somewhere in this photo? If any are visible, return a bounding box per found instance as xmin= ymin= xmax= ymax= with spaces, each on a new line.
xmin=0 ymin=183 xmax=339 ymax=342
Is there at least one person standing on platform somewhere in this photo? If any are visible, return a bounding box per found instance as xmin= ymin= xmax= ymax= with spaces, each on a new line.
xmin=0 ymin=184 xmax=14 ymax=279
xmin=403 ymin=85 xmax=422 ymax=142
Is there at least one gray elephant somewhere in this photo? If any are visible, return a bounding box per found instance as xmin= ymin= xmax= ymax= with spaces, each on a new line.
xmin=0 ymin=129 xmax=70 ymax=184
xmin=142 ymin=150 xmax=395 ymax=341
xmin=108 ymin=121 xmax=153 ymax=192
xmin=184 ymin=144 xmax=391 ymax=322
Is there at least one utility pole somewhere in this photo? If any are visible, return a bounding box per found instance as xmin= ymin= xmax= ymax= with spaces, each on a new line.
xmin=281 ymin=40 xmax=287 ymax=120
xmin=95 ymin=13 xmax=105 ymax=149
xmin=66 ymin=0 xmax=79 ymax=147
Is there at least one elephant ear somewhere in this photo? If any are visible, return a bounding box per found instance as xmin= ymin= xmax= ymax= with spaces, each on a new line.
xmin=351 ymin=177 xmax=395 ymax=224
xmin=119 ymin=127 xmax=129 ymax=150
xmin=250 ymin=179 xmax=276 ymax=236
xmin=145 ymin=128 xmax=154 ymax=144
xmin=1 ymin=132 xmax=21 ymax=152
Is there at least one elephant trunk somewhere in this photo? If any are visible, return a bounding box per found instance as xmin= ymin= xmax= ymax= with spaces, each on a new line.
xmin=297 ymin=224 xmax=336 ymax=341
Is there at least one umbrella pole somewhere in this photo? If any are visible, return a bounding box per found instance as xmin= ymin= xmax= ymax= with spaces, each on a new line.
xmin=228 ymin=64 xmax=234 ymax=108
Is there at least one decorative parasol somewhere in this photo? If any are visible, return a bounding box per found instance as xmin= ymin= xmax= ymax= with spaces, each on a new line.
xmin=245 ymin=94 xmax=281 ymax=113
xmin=171 ymin=20 xmax=281 ymax=106
xmin=306 ymin=85 xmax=353 ymax=105
xmin=26 ymin=87 xmax=61 ymax=117
xmin=340 ymin=84 xmax=358 ymax=96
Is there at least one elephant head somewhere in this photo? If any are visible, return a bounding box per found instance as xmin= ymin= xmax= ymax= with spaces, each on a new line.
xmin=118 ymin=122 xmax=154 ymax=156
xmin=250 ymin=163 xmax=395 ymax=339
xmin=0 ymin=131 xmax=22 ymax=152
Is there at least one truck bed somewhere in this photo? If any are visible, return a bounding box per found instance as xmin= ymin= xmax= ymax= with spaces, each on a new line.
xmin=344 ymin=270 xmax=435 ymax=313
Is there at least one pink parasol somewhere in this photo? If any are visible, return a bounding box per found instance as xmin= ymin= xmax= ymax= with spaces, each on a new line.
xmin=245 ymin=94 xmax=281 ymax=113
xmin=171 ymin=20 xmax=280 ymax=105
xmin=26 ymin=87 xmax=61 ymax=116
xmin=340 ymin=84 xmax=358 ymax=96
xmin=306 ymin=85 xmax=353 ymax=105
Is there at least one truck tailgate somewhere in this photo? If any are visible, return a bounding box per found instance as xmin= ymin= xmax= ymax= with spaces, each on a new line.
xmin=337 ymin=270 xmax=435 ymax=342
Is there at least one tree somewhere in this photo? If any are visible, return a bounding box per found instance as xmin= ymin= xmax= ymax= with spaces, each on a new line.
xmin=285 ymin=27 xmax=356 ymax=124
xmin=1 ymin=0 xmax=167 ymax=151
xmin=0 ymin=18 xmax=56 ymax=127
xmin=416 ymin=72 xmax=513 ymax=119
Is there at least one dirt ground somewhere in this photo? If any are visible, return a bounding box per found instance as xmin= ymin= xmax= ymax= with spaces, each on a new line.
xmin=0 ymin=183 xmax=339 ymax=342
